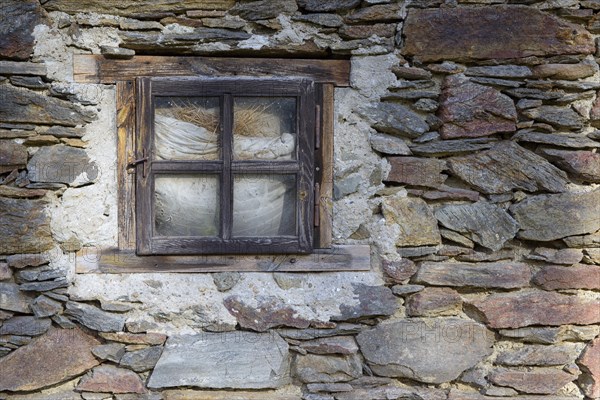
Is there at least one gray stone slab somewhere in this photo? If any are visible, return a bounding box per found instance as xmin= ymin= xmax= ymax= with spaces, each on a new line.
xmin=148 ymin=331 xmax=290 ymax=389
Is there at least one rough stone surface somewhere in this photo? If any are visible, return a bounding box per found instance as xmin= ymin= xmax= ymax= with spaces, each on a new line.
xmin=578 ymin=337 xmax=600 ymax=398
xmin=538 ymin=148 xmax=600 ymax=183
xmin=522 ymin=106 xmax=585 ymax=130
xmin=76 ymin=365 xmax=146 ymax=394
xmin=212 ymin=272 xmax=240 ymax=292
xmin=402 ymin=6 xmax=595 ymax=62
xmin=409 ymin=138 xmax=497 ymax=156
xmin=488 ymin=369 xmax=577 ymax=394
xmin=533 ymin=264 xmax=600 ymax=290
xmin=533 ymin=61 xmax=597 ymax=80
xmin=0 ymin=327 xmax=100 ymax=391
xmin=0 ymin=0 xmax=47 ymax=60
xmin=148 ymin=331 xmax=290 ymax=389
xmin=435 ymin=202 xmax=519 ymax=251
xmin=298 ymin=336 xmax=358 ymax=355
xmin=0 ymin=141 xmax=28 ymax=173
xmin=449 ymin=141 xmax=569 ymax=194
xmin=370 ymin=133 xmax=412 ymax=155
xmin=362 ymin=102 xmax=429 ymax=139
xmin=30 ymin=295 xmax=63 ymax=317
xmin=0 ymin=85 xmax=94 ymax=127
xmin=297 ymin=0 xmax=361 ymax=12
xmin=230 ymin=0 xmax=297 ymax=20
xmin=414 ymin=261 xmax=531 ymax=289
xmin=527 ymin=247 xmax=583 ymax=265
xmin=510 ymin=189 xmax=600 ymax=241
xmin=92 ymin=343 xmax=126 ymax=363
xmin=5 ymin=253 xmax=49 ymax=269
xmin=0 ymin=316 xmax=51 ymax=336
xmin=332 ymin=284 xmax=397 ymax=321
xmin=65 ymin=302 xmax=126 ymax=332
xmin=0 ymin=198 xmax=53 ymax=254
xmin=470 ymin=291 xmax=600 ymax=328
xmin=28 ymin=145 xmax=98 ymax=186
xmin=44 ymin=0 xmax=235 ymax=16
xmin=357 ymin=318 xmax=494 ymax=384
xmin=438 ymin=75 xmax=517 ymax=139
xmin=382 ymin=259 xmax=417 ymax=283
xmin=513 ymin=130 xmax=600 ymax=149
xmin=382 ymin=195 xmax=441 ymax=247
xmin=224 ymin=295 xmax=311 ymax=331
xmin=386 ymin=157 xmax=447 ymax=188
xmin=99 ymin=332 xmax=167 ymax=345
xmin=294 ymin=353 xmax=363 ymax=383
xmin=406 ymin=287 xmax=462 ymax=317
xmin=465 ymin=65 xmax=533 ymax=78
xmin=0 ymin=282 xmax=34 ymax=313
xmin=496 ymin=344 xmax=581 ymax=366
xmin=119 ymin=346 xmax=162 ymax=372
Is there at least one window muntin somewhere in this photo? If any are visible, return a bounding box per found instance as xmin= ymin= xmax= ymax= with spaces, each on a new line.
xmin=135 ymin=78 xmax=315 ymax=255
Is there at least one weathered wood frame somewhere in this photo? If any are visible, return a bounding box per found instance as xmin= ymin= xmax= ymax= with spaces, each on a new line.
xmin=73 ymin=55 xmax=366 ymax=272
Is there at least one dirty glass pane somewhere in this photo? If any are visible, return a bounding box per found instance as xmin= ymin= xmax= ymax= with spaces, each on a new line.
xmin=233 ymin=97 xmax=296 ymax=160
xmin=154 ymin=97 xmax=220 ymax=160
xmin=154 ymin=175 xmax=219 ymax=237
xmin=232 ymin=175 xmax=296 ymax=236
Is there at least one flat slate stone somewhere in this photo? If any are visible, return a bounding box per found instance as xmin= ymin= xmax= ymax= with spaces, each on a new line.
xmin=402 ymin=6 xmax=595 ymax=62
xmin=224 ymin=295 xmax=311 ymax=332
xmin=510 ymin=189 xmax=600 ymax=241
xmin=230 ymin=0 xmax=296 ymax=20
xmin=294 ymin=353 xmax=362 ymax=383
xmin=332 ymin=284 xmax=397 ymax=321
xmin=297 ymin=0 xmax=361 ymax=12
xmin=28 ymin=145 xmax=98 ymax=186
xmin=293 ymin=13 xmax=344 ymax=28
xmin=522 ymin=106 xmax=585 ymax=130
xmin=513 ymin=130 xmax=600 ymax=149
xmin=0 ymin=85 xmax=94 ymax=127
xmin=495 ymin=344 xmax=581 ymax=366
xmin=527 ymin=247 xmax=583 ymax=265
xmin=382 ymin=196 xmax=441 ymax=247
xmin=538 ymin=148 xmax=600 ymax=183
xmin=448 ymin=141 xmax=569 ymax=194
xmin=435 ymin=201 xmax=519 ymax=251
xmin=65 ymin=301 xmax=125 ymax=332
xmin=76 ymin=365 xmax=146 ymax=394
xmin=0 ymin=316 xmax=51 ymax=336
xmin=362 ymin=102 xmax=429 ymax=139
xmin=386 ymin=157 xmax=447 ymax=188
xmin=414 ymin=261 xmax=531 ymax=289
xmin=408 ymin=138 xmax=497 ymax=156
xmin=298 ymin=336 xmax=358 ymax=355
xmin=489 ymin=369 xmax=576 ymax=395
xmin=44 ymin=0 xmax=234 ymax=16
xmin=0 ymin=0 xmax=47 ymax=60
xmin=370 ymin=133 xmax=412 ymax=155
xmin=470 ymin=290 xmax=600 ymax=329
xmin=438 ymin=75 xmax=517 ymax=139
xmin=0 ymin=141 xmax=28 ymax=173
xmin=579 ymin=337 xmax=600 ymax=398
xmin=0 ymin=283 xmax=34 ymax=313
xmin=148 ymin=331 xmax=290 ymax=389
xmin=357 ymin=318 xmax=494 ymax=384
xmin=119 ymin=346 xmax=162 ymax=372
xmin=0 ymin=327 xmax=100 ymax=391
xmin=533 ymin=61 xmax=597 ymax=80
xmin=465 ymin=65 xmax=532 ymax=78
xmin=405 ymin=287 xmax=462 ymax=317
xmin=382 ymin=259 xmax=417 ymax=283
xmin=0 ymin=198 xmax=53 ymax=255
xmin=532 ymin=264 xmax=600 ymax=290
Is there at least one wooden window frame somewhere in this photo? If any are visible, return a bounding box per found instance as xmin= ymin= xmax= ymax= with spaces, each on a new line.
xmin=135 ymin=77 xmax=316 ymax=255
xmin=72 ymin=55 xmax=370 ymax=272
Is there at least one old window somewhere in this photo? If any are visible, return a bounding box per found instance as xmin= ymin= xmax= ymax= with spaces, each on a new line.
xmin=73 ymin=55 xmax=370 ymax=272
xmin=135 ymin=78 xmax=315 ymax=255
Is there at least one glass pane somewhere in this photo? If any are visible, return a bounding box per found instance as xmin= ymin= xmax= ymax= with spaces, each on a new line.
xmin=154 ymin=97 xmax=220 ymax=160
xmin=233 ymin=97 xmax=296 ymax=160
xmin=154 ymin=175 xmax=219 ymax=237
xmin=233 ymin=175 xmax=296 ymax=237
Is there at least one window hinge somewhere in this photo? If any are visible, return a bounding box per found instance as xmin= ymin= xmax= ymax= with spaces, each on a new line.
xmin=315 ymin=105 xmax=321 ymax=149
xmin=127 ymin=150 xmax=148 ymax=178
xmin=314 ymin=182 xmax=320 ymax=227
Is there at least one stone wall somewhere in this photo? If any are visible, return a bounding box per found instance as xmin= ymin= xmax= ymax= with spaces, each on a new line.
xmin=0 ymin=0 xmax=599 ymax=399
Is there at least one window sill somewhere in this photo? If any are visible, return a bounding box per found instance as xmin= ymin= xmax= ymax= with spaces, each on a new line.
xmin=75 ymin=244 xmax=370 ymax=273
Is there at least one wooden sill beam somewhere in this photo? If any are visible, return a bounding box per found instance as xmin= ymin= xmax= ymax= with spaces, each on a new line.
xmin=73 ymin=55 xmax=351 ymax=86
xmin=75 ymin=245 xmax=371 ymax=273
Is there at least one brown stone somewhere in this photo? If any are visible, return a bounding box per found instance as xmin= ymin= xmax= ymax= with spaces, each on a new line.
xmin=0 ymin=85 xmax=95 ymax=127
xmin=76 ymin=365 xmax=145 ymax=394
xmin=537 ymin=148 xmax=600 ymax=183
xmin=386 ymin=157 xmax=447 ymax=189
xmin=496 ymin=344 xmax=581 ymax=366
xmin=470 ymin=291 xmax=600 ymax=329
xmin=0 ymin=0 xmax=47 ymax=60
xmin=406 ymin=287 xmax=462 ymax=317
xmin=297 ymin=0 xmax=361 ymax=12
xmin=339 ymin=24 xmax=396 ymax=39
xmin=0 ymin=198 xmax=53 ymax=255
xmin=0 ymin=186 xmax=46 ymax=199
xmin=414 ymin=261 xmax=531 ymax=289
xmin=0 ymin=141 xmax=28 ymax=174
xmin=448 ymin=141 xmax=569 ymax=194
xmin=6 ymin=253 xmax=49 ymax=269
xmin=44 ymin=0 xmax=234 ymax=16
xmin=438 ymin=75 xmax=517 ymax=139
xmin=299 ymin=336 xmax=358 ymax=355
xmin=345 ymin=4 xmax=401 ymax=22
xmin=578 ymin=337 xmax=600 ymax=398
xmin=382 ymin=258 xmax=417 ymax=283
xmin=0 ymin=327 xmax=100 ymax=391
xmin=402 ymin=6 xmax=595 ymax=62
xmin=527 ymin=247 xmax=583 ymax=265
xmin=294 ymin=353 xmax=363 ymax=383
xmin=229 ymin=0 xmax=297 ymax=21
xmin=99 ymin=332 xmax=167 ymax=345
xmin=382 ymin=195 xmax=441 ymax=247
xmin=533 ymin=264 xmax=600 ymax=290
xmin=332 ymin=284 xmax=398 ymax=321
xmin=489 ymin=369 xmax=577 ymax=394
xmin=224 ymin=295 xmax=311 ymax=331
xmin=392 ymin=65 xmax=432 ymax=80
xmin=533 ymin=62 xmax=597 ymax=80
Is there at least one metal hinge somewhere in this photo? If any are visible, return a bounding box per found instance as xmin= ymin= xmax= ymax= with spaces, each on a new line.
xmin=126 ymin=149 xmax=148 ymax=178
